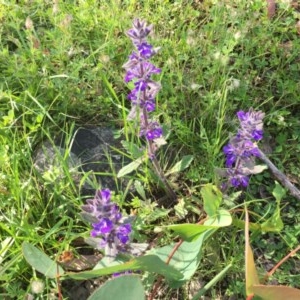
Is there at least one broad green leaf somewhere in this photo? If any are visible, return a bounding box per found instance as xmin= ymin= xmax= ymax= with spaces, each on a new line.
xmin=272 ymin=181 xmax=286 ymax=203
xmin=117 ymin=157 xmax=144 ymax=178
xmin=223 ymin=190 xmax=242 ymax=208
xmin=88 ymin=275 xmax=145 ymax=300
xmin=134 ymin=180 xmax=147 ymax=201
xmin=261 ymin=205 xmax=283 ymax=233
xmin=22 ymin=242 xmax=64 ymax=278
xmin=166 ymin=224 xmax=216 ymax=242
xmin=121 ymin=141 xmax=144 ymax=159
xmin=165 ymin=155 xmax=194 ymax=176
xmin=261 ymin=182 xmax=284 ymax=233
xmin=201 ymin=184 xmax=223 ymax=217
xmin=204 ymin=209 xmax=232 ymax=227
xmin=65 ymin=255 xmax=182 ymax=281
xmin=252 ymin=285 xmax=300 ymax=300
xmin=149 ymin=229 xmax=216 ymax=287
xmin=167 ymin=210 xmax=231 ymax=242
xmin=232 ymin=218 xmax=261 ymax=231
xmin=245 ymin=208 xmax=260 ymax=296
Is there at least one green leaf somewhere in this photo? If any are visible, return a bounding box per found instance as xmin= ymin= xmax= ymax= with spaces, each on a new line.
xmin=65 ymin=255 xmax=182 ymax=281
xmin=166 ymin=224 xmax=216 ymax=242
xmin=88 ymin=275 xmax=145 ymax=300
xmin=201 ymin=184 xmax=223 ymax=217
xmin=117 ymin=157 xmax=144 ymax=178
xmin=166 ymin=210 xmax=231 ymax=242
xmin=252 ymin=285 xmax=300 ymax=300
xmin=134 ymin=180 xmax=147 ymax=201
xmin=22 ymin=242 xmax=64 ymax=278
xmin=149 ymin=229 xmax=216 ymax=287
xmin=232 ymin=218 xmax=261 ymax=231
xmin=261 ymin=182 xmax=284 ymax=233
xmin=165 ymin=155 xmax=194 ymax=176
xmin=272 ymin=181 xmax=286 ymax=203
xmin=204 ymin=209 xmax=232 ymax=227
xmin=121 ymin=141 xmax=144 ymax=159
xmin=223 ymin=191 xmax=242 ymax=208
xmin=261 ymin=205 xmax=283 ymax=233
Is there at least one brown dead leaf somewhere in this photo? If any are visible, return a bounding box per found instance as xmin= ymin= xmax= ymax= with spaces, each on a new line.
xmin=266 ymin=0 xmax=276 ymax=19
xmin=291 ymin=1 xmax=299 ymax=10
xmin=296 ymin=20 xmax=300 ymax=35
xmin=58 ymin=251 xmax=102 ymax=272
xmin=32 ymin=37 xmax=40 ymax=49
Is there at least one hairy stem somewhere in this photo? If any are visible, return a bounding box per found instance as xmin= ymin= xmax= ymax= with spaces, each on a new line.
xmin=140 ymin=94 xmax=177 ymax=205
xmin=150 ymin=154 xmax=177 ymax=205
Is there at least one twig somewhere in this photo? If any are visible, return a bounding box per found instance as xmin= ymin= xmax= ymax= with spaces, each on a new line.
xmin=262 ymin=244 xmax=300 ymax=283
xmin=151 ymin=154 xmax=178 ymax=205
xmin=257 ymin=148 xmax=300 ymax=201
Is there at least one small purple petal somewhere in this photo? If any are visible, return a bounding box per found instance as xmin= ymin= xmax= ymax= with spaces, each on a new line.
xmin=145 ymin=100 xmax=155 ymax=112
xmin=240 ymin=176 xmax=249 ymax=187
xmin=146 ymin=127 xmax=162 ymax=140
xmin=101 ymin=189 xmax=111 ymax=203
xmin=252 ymin=130 xmax=263 ymax=141
xmin=237 ymin=110 xmax=247 ymax=121
xmin=138 ymin=42 xmax=154 ymax=58
xmin=134 ymin=80 xmax=148 ymax=91
xmin=225 ymin=155 xmax=236 ymax=167
xmin=95 ymin=218 xmax=114 ymax=234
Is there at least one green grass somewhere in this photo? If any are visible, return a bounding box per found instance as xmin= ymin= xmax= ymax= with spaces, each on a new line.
xmin=1 ymin=0 xmax=300 ymax=299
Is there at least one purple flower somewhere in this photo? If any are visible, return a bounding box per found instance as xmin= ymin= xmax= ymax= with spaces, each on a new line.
xmin=123 ymin=19 xmax=163 ymax=145
xmin=146 ymin=126 xmax=163 ymax=140
xmin=138 ymin=42 xmax=154 ymax=58
xmin=81 ymin=189 xmax=132 ymax=257
xmin=116 ymin=224 xmax=132 ymax=244
xmin=222 ymin=108 xmax=265 ymax=189
xmin=237 ymin=109 xmax=265 ymax=141
xmin=252 ymin=129 xmax=263 ymax=141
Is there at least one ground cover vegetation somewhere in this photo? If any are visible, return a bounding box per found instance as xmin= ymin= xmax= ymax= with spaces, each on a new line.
xmin=0 ymin=0 xmax=300 ymax=299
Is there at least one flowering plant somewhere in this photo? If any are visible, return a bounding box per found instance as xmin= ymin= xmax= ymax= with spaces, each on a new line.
xmin=81 ymin=189 xmax=132 ymax=259
xmin=222 ymin=109 xmax=265 ymax=188
xmin=121 ymin=19 xmax=177 ymax=204
xmin=21 ymin=17 xmax=300 ymax=300
xmin=123 ymin=19 xmax=163 ymax=144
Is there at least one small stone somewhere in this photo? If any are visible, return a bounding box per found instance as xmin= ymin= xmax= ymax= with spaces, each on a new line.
xmin=33 ymin=127 xmax=132 ymax=195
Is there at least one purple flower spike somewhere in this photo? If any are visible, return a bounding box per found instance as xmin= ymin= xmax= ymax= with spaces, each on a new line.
xmin=81 ymin=189 xmax=132 ymax=257
xmin=123 ymin=19 xmax=163 ymax=147
xmin=222 ymin=108 xmax=265 ymax=189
